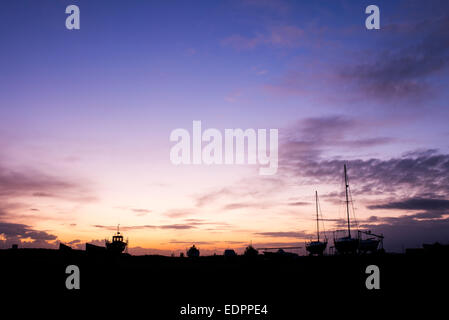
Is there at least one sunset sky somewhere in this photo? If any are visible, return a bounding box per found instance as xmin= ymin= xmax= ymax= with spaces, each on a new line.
xmin=1 ymin=0 xmax=449 ymax=254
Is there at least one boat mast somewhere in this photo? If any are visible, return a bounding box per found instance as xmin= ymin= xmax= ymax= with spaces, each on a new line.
xmin=315 ymin=191 xmax=320 ymax=242
xmin=344 ymin=164 xmax=351 ymax=238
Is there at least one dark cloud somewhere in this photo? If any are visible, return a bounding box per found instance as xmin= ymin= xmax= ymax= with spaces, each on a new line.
xmin=0 ymin=222 xmax=56 ymax=240
xmin=25 ymin=230 xmax=56 ymax=240
xmin=340 ymin=15 xmax=449 ymax=100
xmin=0 ymin=222 xmax=58 ymax=248
xmin=368 ymin=198 xmax=449 ymax=211
xmin=282 ymin=146 xmax=449 ymax=199
xmin=408 ymin=211 xmax=445 ymax=219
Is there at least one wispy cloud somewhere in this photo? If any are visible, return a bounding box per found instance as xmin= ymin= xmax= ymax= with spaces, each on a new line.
xmin=0 ymin=159 xmax=95 ymax=204
xmin=254 ymin=231 xmax=309 ymax=238
xmin=164 ymin=208 xmax=196 ymax=218
xmin=240 ymin=0 xmax=290 ymax=14
xmin=288 ymin=201 xmax=309 ymax=206
xmin=93 ymin=224 xmax=196 ymax=231
xmin=222 ymin=202 xmax=272 ymax=211
xmin=131 ymin=208 xmax=152 ymax=216
xmin=94 ymin=219 xmax=234 ymax=233
xmin=222 ymin=25 xmax=304 ymax=50
xmin=340 ymin=16 xmax=449 ymax=101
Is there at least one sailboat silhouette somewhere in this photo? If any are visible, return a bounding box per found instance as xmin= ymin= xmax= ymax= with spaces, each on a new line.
xmin=306 ymin=191 xmax=328 ymax=256
xmin=333 ymin=164 xmax=359 ymax=255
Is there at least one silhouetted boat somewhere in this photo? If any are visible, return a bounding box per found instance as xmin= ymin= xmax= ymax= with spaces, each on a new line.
xmin=358 ymin=230 xmax=383 ymax=253
xmin=105 ymin=225 xmax=128 ymax=254
xmin=333 ymin=164 xmax=359 ymax=255
xmin=306 ymin=191 xmax=327 ymax=256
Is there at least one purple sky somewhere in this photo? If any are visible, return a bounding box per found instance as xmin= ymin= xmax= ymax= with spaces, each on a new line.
xmin=1 ymin=0 xmax=449 ymax=254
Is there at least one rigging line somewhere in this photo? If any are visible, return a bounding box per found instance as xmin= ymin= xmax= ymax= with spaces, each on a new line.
xmin=348 ymin=184 xmax=359 ymax=230
xmin=317 ymin=192 xmax=327 ymax=239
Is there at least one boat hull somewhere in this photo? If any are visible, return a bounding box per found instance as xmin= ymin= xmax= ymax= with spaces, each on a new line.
xmin=358 ymin=239 xmax=380 ymax=253
xmin=334 ymin=237 xmax=359 ymax=255
xmin=105 ymin=241 xmax=127 ymax=254
xmin=305 ymin=241 xmax=327 ymax=255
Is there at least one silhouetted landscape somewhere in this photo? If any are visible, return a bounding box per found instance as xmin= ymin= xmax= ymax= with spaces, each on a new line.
xmin=2 ymin=242 xmax=448 ymax=316
xmin=1 ymin=164 xmax=448 ymax=313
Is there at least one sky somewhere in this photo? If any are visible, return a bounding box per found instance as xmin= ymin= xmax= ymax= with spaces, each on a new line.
xmin=1 ymin=0 xmax=449 ymax=254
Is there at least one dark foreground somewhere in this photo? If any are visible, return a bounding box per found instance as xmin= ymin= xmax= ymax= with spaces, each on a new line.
xmin=1 ymin=249 xmax=447 ymax=316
